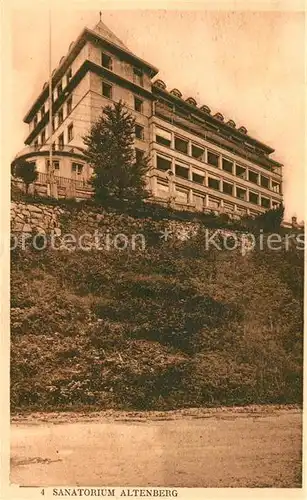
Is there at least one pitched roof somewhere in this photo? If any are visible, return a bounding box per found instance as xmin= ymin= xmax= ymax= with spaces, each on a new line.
xmin=92 ymin=21 xmax=129 ymax=51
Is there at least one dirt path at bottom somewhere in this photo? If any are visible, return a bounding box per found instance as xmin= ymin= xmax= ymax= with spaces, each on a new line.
xmin=10 ymin=406 xmax=302 ymax=488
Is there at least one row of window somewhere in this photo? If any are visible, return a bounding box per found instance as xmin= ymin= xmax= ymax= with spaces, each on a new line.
xmin=156 ymin=180 xmax=279 ymax=213
xmin=34 ymin=50 xmax=145 ymax=128
xmin=34 ymin=122 xmax=74 ymax=150
xmin=33 ymin=95 xmax=73 ymax=147
xmin=46 ymin=159 xmax=83 ymax=175
xmin=33 ymin=68 xmax=73 ymax=127
xmin=155 ymin=126 xmax=281 ymax=193
xmin=156 ymin=154 xmax=278 ymax=208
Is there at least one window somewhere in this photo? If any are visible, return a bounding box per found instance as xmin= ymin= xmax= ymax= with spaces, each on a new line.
xmin=40 ymin=105 xmax=45 ymax=118
xmin=52 ymin=142 xmax=56 ymax=151
xmin=67 ymin=97 xmax=72 ymax=115
xmin=191 ymin=144 xmax=205 ymax=161
xmin=222 ymin=158 xmax=233 ymax=174
xmin=175 ymin=164 xmax=189 ymax=179
xmin=57 ymin=82 xmax=63 ymax=97
xmin=249 ymin=191 xmax=259 ymax=205
xmin=102 ymin=81 xmax=112 ymax=99
xmin=33 ymin=114 xmax=38 ymax=128
xmin=66 ymin=67 xmax=72 ymax=85
xmin=248 ymin=170 xmax=259 ymax=184
xmin=52 ymin=118 xmax=55 ymax=132
xmin=223 ymin=181 xmax=233 ymax=196
xmin=236 ymin=187 xmax=246 ymax=200
xmin=272 ymin=200 xmax=280 ymax=209
xmin=174 ymin=136 xmax=188 ymax=154
xmin=260 ymin=175 xmax=269 ymax=188
xmin=192 ymin=172 xmax=204 ymax=185
xmin=133 ymin=67 xmax=143 ymax=86
xmin=135 ymin=124 xmax=144 ymax=140
xmin=236 ymin=165 xmax=246 ymax=179
xmin=58 ymin=108 xmax=63 ymax=125
xmin=272 ymin=181 xmax=280 ymax=193
xmin=135 ymin=149 xmax=145 ymax=162
xmin=207 ymin=151 xmax=219 ymax=167
xmin=72 ymin=162 xmax=83 ymax=175
xmin=155 ymin=127 xmax=171 ymax=147
xmin=68 ymin=123 xmax=74 ymax=142
xmin=41 ymin=129 xmax=46 ymax=145
xmin=46 ymin=160 xmax=60 ymax=170
xmin=208 ymin=177 xmax=220 ymax=191
xmin=101 ymin=52 xmax=112 ymax=70
xmin=261 ymin=197 xmax=270 ymax=209
xmin=58 ymin=133 xmax=64 ymax=150
xmin=156 ymin=155 xmax=171 ymax=172
xmin=34 ymin=139 xmax=39 ymax=150
xmin=134 ymin=97 xmax=143 ymax=113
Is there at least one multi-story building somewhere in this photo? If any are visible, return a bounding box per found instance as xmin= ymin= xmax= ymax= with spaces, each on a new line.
xmin=12 ymin=19 xmax=283 ymax=216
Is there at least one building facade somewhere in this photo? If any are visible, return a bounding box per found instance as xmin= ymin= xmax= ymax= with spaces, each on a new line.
xmin=12 ymin=19 xmax=283 ymax=216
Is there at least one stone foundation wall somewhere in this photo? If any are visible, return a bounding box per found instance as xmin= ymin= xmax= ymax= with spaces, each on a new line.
xmin=11 ymin=201 xmax=64 ymax=235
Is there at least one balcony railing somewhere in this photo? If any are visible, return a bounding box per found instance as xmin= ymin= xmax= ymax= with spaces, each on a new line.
xmin=36 ymin=171 xmax=92 ymax=190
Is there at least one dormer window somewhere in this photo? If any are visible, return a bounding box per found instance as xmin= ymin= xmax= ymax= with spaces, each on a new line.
xmin=40 ymin=105 xmax=45 ymax=119
xmin=186 ymin=97 xmax=197 ymax=106
xmin=226 ymin=119 xmax=236 ymax=128
xmin=200 ymin=104 xmax=211 ymax=114
xmin=213 ymin=112 xmax=224 ymax=122
xmin=153 ymin=79 xmax=166 ymax=90
xmin=170 ymin=88 xmax=182 ymax=98
xmin=133 ymin=67 xmax=143 ymax=87
xmin=101 ymin=52 xmax=112 ymax=70
xmin=33 ymin=114 xmax=38 ymax=128
xmin=239 ymin=126 xmax=248 ymax=134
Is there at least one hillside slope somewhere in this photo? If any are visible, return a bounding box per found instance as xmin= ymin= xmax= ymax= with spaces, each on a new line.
xmin=11 ymin=209 xmax=303 ymax=412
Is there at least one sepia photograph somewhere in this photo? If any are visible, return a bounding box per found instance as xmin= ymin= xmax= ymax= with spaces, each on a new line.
xmin=2 ymin=0 xmax=305 ymax=496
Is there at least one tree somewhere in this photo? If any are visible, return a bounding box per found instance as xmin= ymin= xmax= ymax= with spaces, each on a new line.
xmin=253 ymin=204 xmax=285 ymax=233
xmin=83 ymin=100 xmax=151 ymax=206
xmin=11 ymin=160 xmax=38 ymax=194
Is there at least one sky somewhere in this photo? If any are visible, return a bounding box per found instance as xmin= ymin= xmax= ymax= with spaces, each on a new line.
xmin=5 ymin=1 xmax=306 ymax=221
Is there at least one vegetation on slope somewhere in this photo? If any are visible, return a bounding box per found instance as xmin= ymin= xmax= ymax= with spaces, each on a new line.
xmin=11 ymin=213 xmax=303 ymax=412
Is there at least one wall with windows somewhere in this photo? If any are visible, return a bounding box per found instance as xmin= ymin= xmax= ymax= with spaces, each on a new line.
xmin=87 ymin=42 xmax=152 ymax=92
xmin=150 ymin=117 xmax=282 ymax=214
xmin=89 ymin=73 xmax=150 ymax=146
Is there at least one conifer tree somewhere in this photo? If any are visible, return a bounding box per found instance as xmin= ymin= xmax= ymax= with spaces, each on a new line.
xmin=83 ymin=100 xmax=150 ymax=205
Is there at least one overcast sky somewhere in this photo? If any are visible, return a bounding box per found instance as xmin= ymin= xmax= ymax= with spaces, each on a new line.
xmin=7 ymin=2 xmax=305 ymax=220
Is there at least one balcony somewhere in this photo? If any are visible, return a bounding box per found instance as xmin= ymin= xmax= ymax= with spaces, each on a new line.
xmin=13 ymin=144 xmax=86 ymax=159
xmin=153 ymin=101 xmax=282 ymax=176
